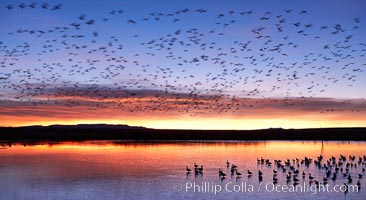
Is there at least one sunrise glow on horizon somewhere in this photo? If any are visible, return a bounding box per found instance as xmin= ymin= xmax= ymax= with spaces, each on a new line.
xmin=2 ymin=105 xmax=366 ymax=130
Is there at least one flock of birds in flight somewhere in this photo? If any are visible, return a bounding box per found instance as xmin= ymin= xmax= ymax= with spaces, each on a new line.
xmin=186 ymin=154 xmax=365 ymax=194
xmin=0 ymin=2 xmax=365 ymax=116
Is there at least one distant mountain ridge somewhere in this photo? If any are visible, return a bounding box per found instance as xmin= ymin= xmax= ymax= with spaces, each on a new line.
xmin=5 ymin=124 xmax=147 ymax=129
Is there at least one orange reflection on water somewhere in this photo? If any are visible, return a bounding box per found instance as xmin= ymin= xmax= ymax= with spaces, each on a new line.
xmin=1 ymin=141 xmax=366 ymax=177
xmin=2 ymin=141 xmax=366 ymax=159
xmin=1 ymin=141 xmax=365 ymax=182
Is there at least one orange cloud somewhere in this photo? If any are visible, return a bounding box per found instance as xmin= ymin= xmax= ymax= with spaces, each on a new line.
xmin=1 ymin=94 xmax=365 ymax=129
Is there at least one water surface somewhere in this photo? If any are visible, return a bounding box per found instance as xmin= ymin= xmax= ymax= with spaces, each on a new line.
xmin=0 ymin=141 xmax=365 ymax=200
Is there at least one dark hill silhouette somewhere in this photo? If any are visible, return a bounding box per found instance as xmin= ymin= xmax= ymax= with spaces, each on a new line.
xmin=0 ymin=124 xmax=365 ymax=141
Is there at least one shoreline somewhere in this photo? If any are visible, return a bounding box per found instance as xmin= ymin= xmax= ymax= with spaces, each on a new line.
xmin=0 ymin=125 xmax=365 ymax=141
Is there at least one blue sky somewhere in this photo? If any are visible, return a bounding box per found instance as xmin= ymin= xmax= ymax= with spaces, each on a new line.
xmin=1 ymin=0 xmax=365 ymax=97
xmin=0 ymin=0 xmax=365 ymax=128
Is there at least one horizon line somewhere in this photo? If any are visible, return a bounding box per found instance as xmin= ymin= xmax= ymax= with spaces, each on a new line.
xmin=2 ymin=123 xmax=366 ymax=131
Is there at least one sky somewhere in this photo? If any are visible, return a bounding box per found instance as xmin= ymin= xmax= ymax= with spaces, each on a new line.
xmin=0 ymin=0 xmax=365 ymax=129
